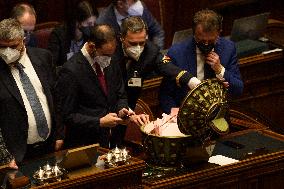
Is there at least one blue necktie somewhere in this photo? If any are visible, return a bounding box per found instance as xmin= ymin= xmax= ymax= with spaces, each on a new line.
xmin=15 ymin=63 xmax=49 ymax=139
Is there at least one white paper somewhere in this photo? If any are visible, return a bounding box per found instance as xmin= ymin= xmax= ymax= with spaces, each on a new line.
xmin=208 ymin=155 xmax=239 ymax=166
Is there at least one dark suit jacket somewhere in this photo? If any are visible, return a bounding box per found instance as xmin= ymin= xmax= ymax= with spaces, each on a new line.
xmin=0 ymin=47 xmax=62 ymax=162
xmin=55 ymin=51 xmax=128 ymax=147
xmin=112 ymin=41 xmax=189 ymax=109
xmin=48 ymin=25 xmax=71 ymax=66
xmin=97 ymin=3 xmax=165 ymax=49
xmin=160 ymin=37 xmax=244 ymax=114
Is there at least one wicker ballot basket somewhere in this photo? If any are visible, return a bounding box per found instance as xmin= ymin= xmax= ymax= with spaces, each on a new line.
xmin=140 ymin=79 xmax=229 ymax=168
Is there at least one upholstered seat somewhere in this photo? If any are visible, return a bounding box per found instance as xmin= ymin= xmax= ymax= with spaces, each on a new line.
xmin=34 ymin=21 xmax=60 ymax=49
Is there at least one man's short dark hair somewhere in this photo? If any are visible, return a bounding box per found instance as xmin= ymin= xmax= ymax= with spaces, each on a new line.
xmin=120 ymin=16 xmax=148 ymax=37
xmin=192 ymin=9 xmax=223 ymax=33
xmin=89 ymin=24 xmax=116 ymax=48
xmin=11 ymin=3 xmax=36 ymax=19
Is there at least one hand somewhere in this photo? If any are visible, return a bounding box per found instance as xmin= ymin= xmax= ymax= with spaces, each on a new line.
xmin=188 ymin=77 xmax=201 ymax=90
xmin=219 ymin=78 xmax=229 ymax=88
xmin=118 ymin=108 xmax=135 ymax=119
xmin=130 ymin=114 xmax=150 ymax=126
xmin=8 ymin=159 xmax=18 ymax=169
xmin=223 ymin=81 xmax=229 ymax=88
xmin=100 ymin=113 xmax=122 ymax=127
xmin=206 ymin=52 xmax=222 ymax=74
xmin=55 ymin=140 xmax=64 ymax=151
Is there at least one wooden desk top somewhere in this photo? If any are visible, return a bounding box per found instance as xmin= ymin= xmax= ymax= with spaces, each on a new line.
xmin=142 ymin=129 xmax=284 ymax=189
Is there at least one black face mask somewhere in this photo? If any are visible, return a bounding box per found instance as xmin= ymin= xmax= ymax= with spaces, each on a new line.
xmin=79 ymin=26 xmax=92 ymax=41
xmin=196 ymin=42 xmax=215 ymax=55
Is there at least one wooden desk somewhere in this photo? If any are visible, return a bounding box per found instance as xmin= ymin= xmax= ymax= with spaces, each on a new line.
xmin=1 ymin=147 xmax=145 ymax=189
xmin=142 ymin=129 xmax=284 ymax=189
xmin=140 ymin=51 xmax=284 ymax=132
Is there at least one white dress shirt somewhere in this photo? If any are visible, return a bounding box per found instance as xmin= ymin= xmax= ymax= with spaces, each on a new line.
xmin=10 ymin=48 xmax=51 ymax=144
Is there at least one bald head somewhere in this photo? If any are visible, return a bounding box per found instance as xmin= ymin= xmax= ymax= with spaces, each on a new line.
xmin=89 ymin=24 xmax=116 ymax=48
xmin=11 ymin=3 xmax=36 ymax=33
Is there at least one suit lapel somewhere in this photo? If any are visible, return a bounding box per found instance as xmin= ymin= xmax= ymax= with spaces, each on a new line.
xmin=188 ymin=38 xmax=197 ymax=76
xmin=0 ymin=60 xmax=25 ymax=107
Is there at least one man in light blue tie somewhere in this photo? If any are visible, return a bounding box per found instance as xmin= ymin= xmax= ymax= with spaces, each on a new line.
xmin=0 ymin=18 xmax=64 ymax=168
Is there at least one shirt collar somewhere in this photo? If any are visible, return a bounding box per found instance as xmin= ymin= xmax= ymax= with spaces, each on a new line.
xmin=81 ymin=42 xmax=94 ymax=67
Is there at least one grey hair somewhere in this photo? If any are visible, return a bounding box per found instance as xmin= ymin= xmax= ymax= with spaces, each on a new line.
xmin=192 ymin=9 xmax=223 ymax=33
xmin=0 ymin=18 xmax=24 ymax=40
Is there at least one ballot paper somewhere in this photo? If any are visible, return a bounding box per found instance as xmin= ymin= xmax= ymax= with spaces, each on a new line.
xmin=208 ymin=155 xmax=239 ymax=166
xmin=143 ymin=108 xmax=186 ymax=136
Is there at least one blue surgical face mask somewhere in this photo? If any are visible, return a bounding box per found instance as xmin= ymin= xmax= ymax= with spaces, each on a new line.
xmin=128 ymin=0 xmax=144 ymax=16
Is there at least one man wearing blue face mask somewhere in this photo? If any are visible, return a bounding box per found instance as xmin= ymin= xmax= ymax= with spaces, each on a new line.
xmin=159 ymin=9 xmax=244 ymax=114
xmin=55 ymin=24 xmax=149 ymax=149
xmin=97 ymin=0 xmax=165 ymax=49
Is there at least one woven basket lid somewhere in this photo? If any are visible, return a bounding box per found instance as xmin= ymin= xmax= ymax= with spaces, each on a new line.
xmin=177 ymin=79 xmax=229 ymax=139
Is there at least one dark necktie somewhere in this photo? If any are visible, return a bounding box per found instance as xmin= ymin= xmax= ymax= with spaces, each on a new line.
xmin=15 ymin=63 xmax=49 ymax=139
xmin=94 ymin=62 xmax=108 ymax=95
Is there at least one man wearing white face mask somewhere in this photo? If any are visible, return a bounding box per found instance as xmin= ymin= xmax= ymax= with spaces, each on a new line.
xmin=55 ymin=24 xmax=149 ymax=149
xmin=0 ymin=18 xmax=64 ymax=168
xmin=97 ymin=0 xmax=165 ymax=49
xmin=112 ymin=16 xmax=192 ymax=110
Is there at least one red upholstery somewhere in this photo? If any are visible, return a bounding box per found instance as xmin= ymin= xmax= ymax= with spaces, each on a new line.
xmin=34 ymin=21 xmax=60 ymax=49
xmin=124 ymin=99 xmax=154 ymax=145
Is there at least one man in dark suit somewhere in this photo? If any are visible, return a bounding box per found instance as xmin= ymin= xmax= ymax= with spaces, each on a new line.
xmin=159 ymin=9 xmax=244 ymax=114
xmin=0 ymin=19 xmax=63 ymax=168
xmin=55 ymin=24 xmax=148 ymax=149
xmin=97 ymin=0 xmax=165 ymax=49
xmin=112 ymin=16 xmax=192 ymax=110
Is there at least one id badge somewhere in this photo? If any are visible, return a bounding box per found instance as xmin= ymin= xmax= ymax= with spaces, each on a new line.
xmin=128 ymin=77 xmax=142 ymax=87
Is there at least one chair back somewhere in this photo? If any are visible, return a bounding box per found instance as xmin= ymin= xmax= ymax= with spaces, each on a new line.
xmin=172 ymin=28 xmax=193 ymax=44
xmin=124 ymin=99 xmax=154 ymax=145
xmin=34 ymin=21 xmax=61 ymax=49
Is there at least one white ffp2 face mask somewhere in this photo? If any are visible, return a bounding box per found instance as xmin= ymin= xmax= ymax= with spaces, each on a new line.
xmin=94 ymin=56 xmax=112 ymax=69
xmin=126 ymin=45 xmax=144 ymax=61
xmin=0 ymin=47 xmax=21 ymax=64
xmin=128 ymin=0 xmax=144 ymax=16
